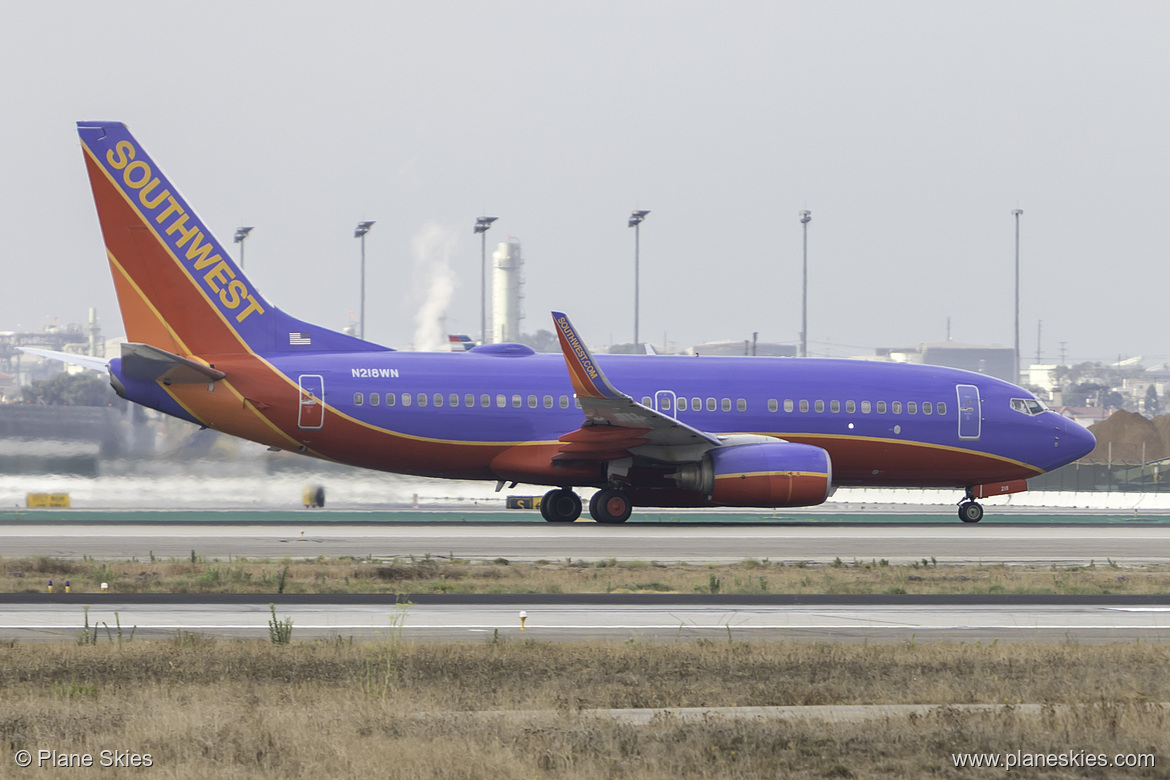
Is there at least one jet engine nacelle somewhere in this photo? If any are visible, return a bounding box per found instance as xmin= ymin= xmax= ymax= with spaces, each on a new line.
xmin=673 ymin=441 xmax=832 ymax=508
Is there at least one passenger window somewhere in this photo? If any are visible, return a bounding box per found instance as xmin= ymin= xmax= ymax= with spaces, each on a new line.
xmin=449 ymin=393 xmax=459 ymax=407
xmin=465 ymin=393 xmax=474 ymax=407
xmin=417 ymin=393 xmax=428 ymax=407
xmin=721 ymin=398 xmax=731 ymax=412
xmin=560 ymin=395 xmax=569 ymax=409
xmin=512 ymin=394 xmax=522 ymax=408
xmin=354 ymin=392 xmax=364 ymax=406
xmin=877 ymin=401 xmax=887 ymax=414
xmin=892 ymin=401 xmax=901 ymax=414
xmin=676 ymin=397 xmax=686 ymax=410
xmin=370 ymin=393 xmax=380 ymax=407
xmin=693 ymin=397 xmax=702 ymax=411
xmin=938 ymin=401 xmax=947 ymax=415
xmin=385 ymin=393 xmax=396 ymax=407
xmin=861 ymin=401 xmax=871 ymax=414
xmin=846 ymin=400 xmax=856 ymax=413
xmin=814 ymin=400 xmax=824 ymax=413
xmin=831 ymin=400 xmax=840 ymax=413
xmin=642 ymin=396 xmax=652 ymax=406
xmin=923 ymin=402 xmax=933 ymax=415
xmin=784 ymin=400 xmax=794 ymax=412
xmin=575 ymin=398 xmax=582 ymax=408
xmin=707 ymin=397 xmax=717 ymax=411
xmin=496 ymin=394 xmax=506 ymax=408
xmin=662 ymin=397 xmax=673 ymax=411
xmin=907 ymin=402 xmax=917 ymax=414
xmin=544 ymin=395 xmax=553 ymax=408
xmin=799 ymin=400 xmax=809 ymax=412
xmin=736 ymin=399 xmax=746 ymax=412
xmin=768 ymin=399 xmax=778 ymax=413
xmin=433 ymin=393 xmax=443 ymax=407
xmin=528 ymin=395 xmax=537 ymax=408
xmin=480 ymin=394 xmax=490 ymax=408
xmin=402 ymin=393 xmax=412 ymax=407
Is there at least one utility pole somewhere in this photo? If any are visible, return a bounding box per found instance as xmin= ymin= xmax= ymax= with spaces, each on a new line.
xmin=1012 ymin=208 xmax=1023 ymax=383
xmin=799 ymin=210 xmax=811 ymax=357
xmin=354 ymin=221 xmax=375 ymax=340
xmin=629 ymin=210 xmax=650 ymax=348
xmin=474 ymin=216 xmax=498 ymax=344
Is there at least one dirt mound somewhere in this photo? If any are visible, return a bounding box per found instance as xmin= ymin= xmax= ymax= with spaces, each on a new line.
xmin=1086 ymin=410 xmax=1167 ymax=464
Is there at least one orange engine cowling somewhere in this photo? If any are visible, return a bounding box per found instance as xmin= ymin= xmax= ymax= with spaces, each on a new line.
xmin=674 ymin=442 xmax=832 ymax=508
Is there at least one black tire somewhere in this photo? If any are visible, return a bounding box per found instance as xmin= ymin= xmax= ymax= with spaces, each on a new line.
xmin=958 ymin=501 xmax=984 ymax=523
xmin=541 ymin=488 xmax=581 ymax=522
xmin=590 ymin=488 xmax=632 ymax=524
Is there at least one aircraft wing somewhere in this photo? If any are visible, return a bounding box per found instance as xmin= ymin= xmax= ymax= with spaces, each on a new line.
xmin=120 ymin=343 xmax=226 ymax=385
xmin=18 ymin=348 xmax=110 ymax=373
xmin=552 ymin=311 xmax=719 ymax=465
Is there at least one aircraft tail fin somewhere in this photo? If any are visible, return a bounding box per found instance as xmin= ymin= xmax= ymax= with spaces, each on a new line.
xmin=76 ymin=121 xmax=388 ymax=357
xmin=448 ymin=334 xmax=475 ymax=352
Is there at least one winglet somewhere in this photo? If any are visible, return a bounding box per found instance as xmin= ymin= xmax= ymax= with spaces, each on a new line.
xmin=551 ymin=311 xmax=625 ymax=400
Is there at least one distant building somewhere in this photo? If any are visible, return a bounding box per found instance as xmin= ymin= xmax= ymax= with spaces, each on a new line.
xmin=878 ymin=342 xmax=1015 ymax=382
xmin=690 ymin=340 xmax=796 ymax=357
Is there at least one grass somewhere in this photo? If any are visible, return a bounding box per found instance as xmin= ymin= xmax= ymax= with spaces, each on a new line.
xmin=2 ymin=554 xmax=1170 ymax=596
xmin=0 ymin=639 xmax=1165 ymax=778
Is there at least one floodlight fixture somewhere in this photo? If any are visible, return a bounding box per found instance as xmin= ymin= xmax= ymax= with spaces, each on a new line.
xmin=233 ymin=226 xmax=254 ymax=268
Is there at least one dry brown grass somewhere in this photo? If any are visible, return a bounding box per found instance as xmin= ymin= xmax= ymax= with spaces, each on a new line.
xmin=0 ymin=640 xmax=1166 ymax=778
xmin=2 ymin=554 xmax=1168 ymax=597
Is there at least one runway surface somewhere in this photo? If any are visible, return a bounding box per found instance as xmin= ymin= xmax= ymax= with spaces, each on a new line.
xmin=4 ymin=594 xmax=1169 ymax=643
xmin=2 ymin=520 xmax=1170 ymax=564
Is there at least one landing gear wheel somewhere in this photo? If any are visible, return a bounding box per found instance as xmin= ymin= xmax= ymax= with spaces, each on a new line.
xmin=540 ymin=488 xmax=581 ymax=522
xmin=590 ymin=488 xmax=632 ymax=524
xmin=958 ymin=501 xmax=984 ymax=524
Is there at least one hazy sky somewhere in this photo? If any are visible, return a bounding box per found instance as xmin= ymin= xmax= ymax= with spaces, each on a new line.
xmin=3 ymin=2 xmax=1168 ymax=364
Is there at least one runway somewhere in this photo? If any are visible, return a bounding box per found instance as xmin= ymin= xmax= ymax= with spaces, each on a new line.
xmin=4 ymin=594 xmax=1169 ymax=643
xmin=2 ymin=520 xmax=1170 ymax=565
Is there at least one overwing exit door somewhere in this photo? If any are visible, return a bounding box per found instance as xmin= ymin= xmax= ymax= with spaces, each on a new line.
xmin=654 ymin=390 xmax=678 ymax=418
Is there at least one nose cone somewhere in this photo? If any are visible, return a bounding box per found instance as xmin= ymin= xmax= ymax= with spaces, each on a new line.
xmin=1063 ymin=418 xmax=1097 ymax=463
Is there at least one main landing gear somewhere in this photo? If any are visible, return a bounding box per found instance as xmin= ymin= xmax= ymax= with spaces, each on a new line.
xmin=589 ymin=488 xmax=633 ymax=524
xmin=540 ymin=488 xmax=582 ymax=522
xmin=540 ymin=487 xmax=633 ymax=524
xmin=958 ymin=500 xmax=984 ymax=523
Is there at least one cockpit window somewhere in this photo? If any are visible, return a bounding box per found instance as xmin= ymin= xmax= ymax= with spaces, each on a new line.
xmin=1010 ymin=398 xmax=1047 ymax=416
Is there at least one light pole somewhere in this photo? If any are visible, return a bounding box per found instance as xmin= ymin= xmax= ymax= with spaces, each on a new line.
xmin=799 ymin=210 xmax=811 ymax=358
xmin=1012 ymin=208 xmax=1023 ymax=383
xmin=354 ymin=220 xmax=375 ymax=340
xmin=474 ymin=216 xmax=498 ymax=344
xmin=628 ymin=209 xmax=650 ymax=348
xmin=233 ymin=226 xmax=253 ymax=269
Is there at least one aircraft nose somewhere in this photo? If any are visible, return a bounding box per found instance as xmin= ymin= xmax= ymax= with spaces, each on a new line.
xmin=1063 ymin=418 xmax=1097 ymax=461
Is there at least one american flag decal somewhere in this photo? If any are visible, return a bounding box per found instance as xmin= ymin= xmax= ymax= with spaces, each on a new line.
xmin=289 ymin=332 xmax=312 ymax=345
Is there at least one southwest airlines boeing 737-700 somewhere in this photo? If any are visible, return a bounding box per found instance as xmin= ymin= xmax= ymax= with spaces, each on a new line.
xmin=29 ymin=122 xmax=1096 ymax=523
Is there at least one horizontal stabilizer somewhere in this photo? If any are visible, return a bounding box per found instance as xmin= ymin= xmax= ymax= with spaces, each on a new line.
xmin=18 ymin=348 xmax=110 ymax=373
xmin=120 ymin=343 xmax=226 ymax=385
